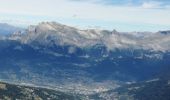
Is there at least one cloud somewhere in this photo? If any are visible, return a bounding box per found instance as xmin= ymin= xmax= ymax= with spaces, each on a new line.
xmin=141 ymin=1 xmax=163 ymax=9
xmin=0 ymin=0 xmax=170 ymax=31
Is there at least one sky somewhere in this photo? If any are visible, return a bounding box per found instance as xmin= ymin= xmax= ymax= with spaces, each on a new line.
xmin=0 ymin=0 xmax=170 ymax=32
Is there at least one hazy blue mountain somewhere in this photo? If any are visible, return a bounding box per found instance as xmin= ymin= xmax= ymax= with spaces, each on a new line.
xmin=0 ymin=23 xmax=23 ymax=35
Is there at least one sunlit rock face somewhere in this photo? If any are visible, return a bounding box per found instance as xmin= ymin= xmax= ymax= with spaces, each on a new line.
xmin=9 ymin=22 xmax=170 ymax=52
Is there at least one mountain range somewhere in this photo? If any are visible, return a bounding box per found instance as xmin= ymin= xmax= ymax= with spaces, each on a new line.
xmin=0 ymin=22 xmax=170 ymax=100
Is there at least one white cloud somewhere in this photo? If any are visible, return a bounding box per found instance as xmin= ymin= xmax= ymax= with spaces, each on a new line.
xmin=142 ymin=1 xmax=162 ymax=9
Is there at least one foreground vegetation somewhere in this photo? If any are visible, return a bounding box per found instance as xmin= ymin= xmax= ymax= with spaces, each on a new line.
xmin=0 ymin=81 xmax=84 ymax=100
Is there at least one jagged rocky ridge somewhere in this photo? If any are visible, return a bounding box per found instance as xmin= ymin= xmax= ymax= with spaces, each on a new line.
xmin=0 ymin=22 xmax=170 ymax=99
xmin=9 ymin=22 xmax=170 ymax=51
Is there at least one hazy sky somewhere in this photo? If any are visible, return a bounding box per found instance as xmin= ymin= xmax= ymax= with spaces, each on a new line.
xmin=0 ymin=0 xmax=170 ymax=32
